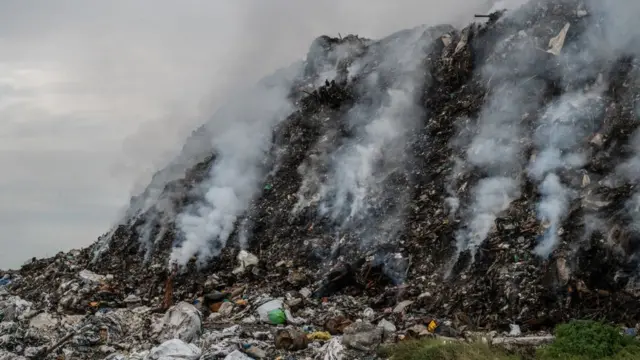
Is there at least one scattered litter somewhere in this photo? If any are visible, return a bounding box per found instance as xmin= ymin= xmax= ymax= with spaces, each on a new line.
xmin=428 ymin=320 xmax=438 ymax=333
xmin=256 ymin=299 xmax=286 ymax=325
xmin=145 ymin=339 xmax=201 ymax=360
xmin=233 ymin=251 xmax=259 ymax=274
xmin=319 ymin=337 xmax=344 ymax=360
xmin=546 ymin=22 xmax=570 ymax=55
xmin=492 ymin=335 xmax=555 ymax=346
xmin=242 ymin=344 xmax=267 ymax=358
xmin=152 ymin=302 xmax=202 ymax=343
xmin=393 ymin=300 xmax=414 ymax=313
xmin=275 ymin=328 xmax=309 ymax=351
xmin=377 ymin=319 xmax=397 ymax=339
xmin=509 ymin=324 xmax=522 ymax=337
xmin=342 ymin=322 xmax=383 ymax=351
xmin=78 ymin=270 xmax=106 ymax=284
xmin=224 ymin=350 xmax=254 ymax=360
xmin=307 ymin=331 xmax=332 ymax=341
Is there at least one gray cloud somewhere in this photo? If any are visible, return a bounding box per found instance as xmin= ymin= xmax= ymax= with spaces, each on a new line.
xmin=0 ymin=0 xmax=519 ymax=269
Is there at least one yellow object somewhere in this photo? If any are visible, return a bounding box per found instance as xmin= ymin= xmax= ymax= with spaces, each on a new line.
xmin=235 ymin=299 xmax=248 ymax=306
xmin=307 ymin=331 xmax=332 ymax=341
xmin=89 ymin=301 xmax=99 ymax=307
xmin=428 ymin=320 xmax=438 ymax=333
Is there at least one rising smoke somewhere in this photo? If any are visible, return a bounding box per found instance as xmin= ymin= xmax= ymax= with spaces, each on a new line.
xmin=452 ymin=34 xmax=542 ymax=260
xmin=13 ymin=0 xmax=640 ymax=273
xmin=105 ymin=1 xmax=630 ymax=270
xmin=527 ymin=89 xmax=603 ymax=257
xmin=456 ymin=177 xmax=521 ymax=258
xmin=534 ymin=173 xmax=571 ymax=256
xmin=452 ymin=0 xmax=640 ymax=265
xmin=293 ymin=25 xmax=446 ymax=254
xmin=522 ymin=0 xmax=640 ymax=257
xmin=169 ymin=63 xmax=302 ymax=267
xmin=83 ymin=0 xmax=524 ymax=269
xmin=617 ymin=130 xmax=640 ymax=182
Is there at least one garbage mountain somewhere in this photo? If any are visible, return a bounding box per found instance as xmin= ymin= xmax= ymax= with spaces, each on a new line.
xmin=3 ymin=0 xmax=640 ymax=359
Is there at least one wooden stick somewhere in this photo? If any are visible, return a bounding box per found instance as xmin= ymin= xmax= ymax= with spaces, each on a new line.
xmin=162 ymin=264 xmax=177 ymax=311
xmin=39 ymin=323 xmax=91 ymax=358
xmin=302 ymin=90 xmax=319 ymax=100
xmin=42 ymin=331 xmax=76 ymax=357
xmin=405 ymin=255 xmax=413 ymax=278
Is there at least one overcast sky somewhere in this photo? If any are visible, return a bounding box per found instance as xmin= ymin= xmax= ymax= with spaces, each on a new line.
xmin=0 ymin=0 xmax=524 ymax=269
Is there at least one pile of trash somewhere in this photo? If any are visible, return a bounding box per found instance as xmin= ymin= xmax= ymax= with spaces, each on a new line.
xmin=0 ymin=264 xmax=555 ymax=360
xmin=3 ymin=0 xmax=640 ymax=358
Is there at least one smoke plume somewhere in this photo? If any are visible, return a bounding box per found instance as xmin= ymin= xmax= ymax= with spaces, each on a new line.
xmin=453 ymin=84 xmax=535 ymax=259
xmin=453 ymin=0 xmax=640 ymax=263
xmin=534 ymin=173 xmax=571 ymax=256
xmin=527 ymin=89 xmax=603 ymax=257
xmin=98 ymin=0 xmax=560 ymax=268
xmin=169 ymin=64 xmax=301 ymax=266
xmin=293 ymin=25 xmax=446 ymax=254
xmin=456 ymin=177 xmax=521 ymax=256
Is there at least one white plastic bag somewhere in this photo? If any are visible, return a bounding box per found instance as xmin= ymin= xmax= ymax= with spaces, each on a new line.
xmin=145 ymin=339 xmax=201 ymax=360
xmin=224 ymin=350 xmax=253 ymax=360
xmin=78 ymin=269 xmax=106 ymax=284
xmin=320 ymin=337 xmax=344 ymax=360
xmin=152 ymin=302 xmax=202 ymax=343
xmin=232 ymin=251 xmax=259 ymax=274
xmin=256 ymin=299 xmax=284 ymax=324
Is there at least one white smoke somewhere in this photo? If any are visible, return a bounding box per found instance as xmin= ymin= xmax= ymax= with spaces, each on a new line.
xmin=528 ymin=148 xmax=586 ymax=182
xmin=104 ymin=0 xmax=640 ymax=269
xmin=455 ymin=0 xmax=633 ymax=262
xmin=89 ymin=1 xmax=535 ymax=268
xmin=169 ymin=64 xmax=301 ymax=267
xmin=466 ymin=89 xmax=524 ymax=172
xmin=618 ymin=103 xmax=640 ymax=249
xmin=456 ymin=177 xmax=521 ymax=256
xmin=322 ymin=86 xmax=420 ymax=223
xmin=445 ymin=160 xmax=464 ymax=216
xmin=488 ymin=0 xmax=529 ymax=13
xmin=290 ymin=126 xmax=341 ymax=216
xmin=312 ymin=40 xmax=368 ymax=87
xmin=524 ymin=0 xmax=640 ymax=258
xmin=449 ymin=6 xmax=565 ymax=262
xmin=527 ymin=86 xmax=604 ymax=258
xmin=617 ymin=115 xmax=640 ymax=182
xmin=314 ymin=26 xmax=438 ymax=230
xmin=534 ymin=173 xmax=571 ymax=256
xmin=454 ymin=86 xmax=530 ymax=258
xmin=585 ymin=0 xmax=640 ymax=59
xmin=529 ymin=90 xmax=601 ymax=176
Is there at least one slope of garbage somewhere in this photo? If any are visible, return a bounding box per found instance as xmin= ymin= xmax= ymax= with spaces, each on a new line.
xmin=3 ymin=0 xmax=640 ymax=359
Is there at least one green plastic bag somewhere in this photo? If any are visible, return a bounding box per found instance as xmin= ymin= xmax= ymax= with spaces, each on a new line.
xmin=268 ymin=309 xmax=286 ymax=324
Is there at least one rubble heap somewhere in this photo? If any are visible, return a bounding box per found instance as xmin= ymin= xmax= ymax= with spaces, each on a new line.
xmin=3 ymin=0 xmax=640 ymax=359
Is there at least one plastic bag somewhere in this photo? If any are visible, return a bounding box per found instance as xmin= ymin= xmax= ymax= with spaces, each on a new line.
xmin=256 ymin=299 xmax=286 ymax=325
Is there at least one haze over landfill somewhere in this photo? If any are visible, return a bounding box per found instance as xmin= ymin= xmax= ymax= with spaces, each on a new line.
xmin=0 ymin=0 xmax=518 ymax=269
